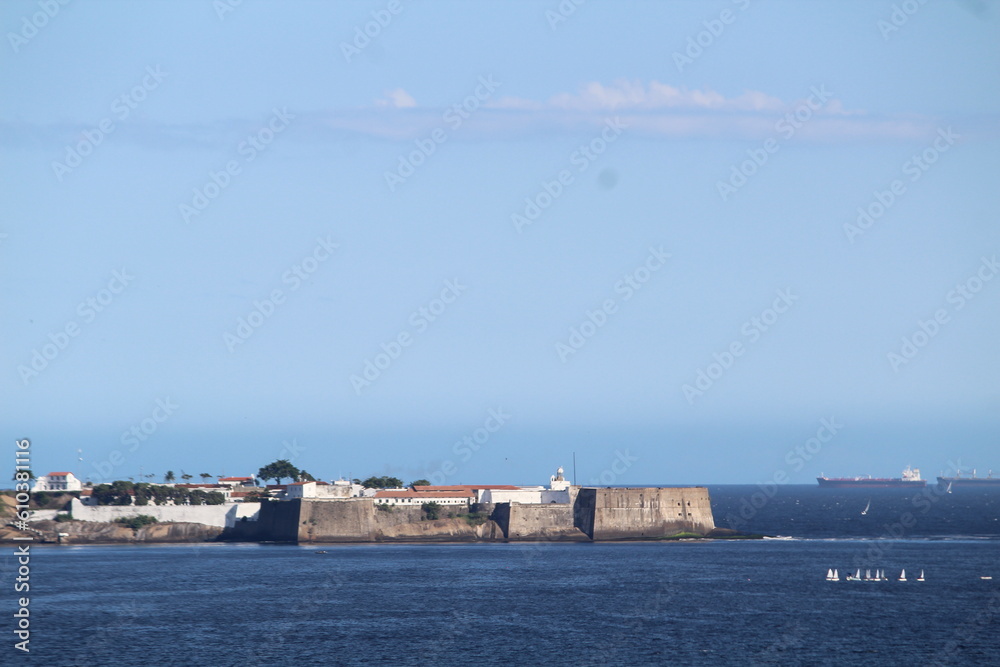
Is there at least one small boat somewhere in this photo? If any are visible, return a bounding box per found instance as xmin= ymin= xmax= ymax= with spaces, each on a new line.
xmin=861 ymin=499 xmax=870 ymax=515
xmin=982 ymin=576 xmax=993 ymax=580
xmin=854 ymin=569 xmax=861 ymax=581
xmin=826 ymin=568 xmax=834 ymax=581
xmin=314 ymin=550 xmax=328 ymax=554
xmin=832 ymin=569 xmax=840 ymax=582
xmin=899 ymin=569 xmax=907 ymax=582
xmin=946 ymin=481 xmax=953 ymax=494
xmin=916 ymin=570 xmax=925 ymax=582
xmin=865 ymin=569 xmax=872 ymax=581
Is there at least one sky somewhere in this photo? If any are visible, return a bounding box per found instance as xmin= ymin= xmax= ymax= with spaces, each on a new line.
xmin=2 ymin=0 xmax=998 ymax=487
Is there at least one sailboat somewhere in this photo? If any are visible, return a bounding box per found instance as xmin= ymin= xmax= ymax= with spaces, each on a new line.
xmin=865 ymin=569 xmax=872 ymax=581
xmin=832 ymin=569 xmax=840 ymax=582
xmin=861 ymin=499 xmax=870 ymax=515
xmin=916 ymin=570 xmax=925 ymax=582
xmin=854 ymin=569 xmax=861 ymax=581
xmin=826 ymin=568 xmax=834 ymax=581
xmin=946 ymin=481 xmax=953 ymax=494
xmin=899 ymin=569 xmax=907 ymax=582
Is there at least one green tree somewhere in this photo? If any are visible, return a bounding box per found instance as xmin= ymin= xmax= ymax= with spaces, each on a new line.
xmin=298 ymin=470 xmax=316 ymax=482
xmin=410 ymin=479 xmax=431 ymax=487
xmin=361 ymin=476 xmax=403 ymax=489
xmin=421 ymin=502 xmax=441 ymax=520
xmin=199 ymin=473 xmax=212 ymax=482
xmin=164 ymin=470 xmax=175 ymax=483
xmin=257 ymin=459 xmax=301 ymax=484
xmin=12 ymin=469 xmax=33 ymax=482
xmin=114 ymin=515 xmax=158 ymax=531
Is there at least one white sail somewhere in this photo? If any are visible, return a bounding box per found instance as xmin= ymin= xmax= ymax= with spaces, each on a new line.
xmin=899 ymin=569 xmax=906 ymax=581
xmin=826 ymin=568 xmax=833 ymax=580
xmin=833 ymin=569 xmax=839 ymax=581
xmin=917 ymin=570 xmax=925 ymax=581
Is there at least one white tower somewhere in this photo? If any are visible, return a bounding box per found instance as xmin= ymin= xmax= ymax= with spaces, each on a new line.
xmin=549 ymin=466 xmax=571 ymax=491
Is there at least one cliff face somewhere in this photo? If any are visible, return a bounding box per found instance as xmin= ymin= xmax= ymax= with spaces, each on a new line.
xmin=291 ymin=499 xmax=501 ymax=543
xmin=0 ymin=520 xmax=222 ymax=544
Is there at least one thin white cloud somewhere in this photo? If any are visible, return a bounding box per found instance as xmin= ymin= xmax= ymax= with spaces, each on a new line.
xmin=492 ymin=80 xmax=792 ymax=114
xmin=3 ymin=80 xmax=978 ymax=149
xmin=375 ymin=88 xmax=417 ymax=109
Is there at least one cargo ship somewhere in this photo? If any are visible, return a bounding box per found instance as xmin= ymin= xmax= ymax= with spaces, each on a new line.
xmin=817 ymin=466 xmax=926 ymax=488
xmin=936 ymin=470 xmax=1000 ymax=488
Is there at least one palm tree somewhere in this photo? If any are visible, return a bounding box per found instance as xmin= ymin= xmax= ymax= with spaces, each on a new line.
xmin=164 ymin=470 xmax=175 ymax=483
xmin=181 ymin=473 xmax=193 ymax=483
xmin=199 ymin=473 xmax=212 ymax=483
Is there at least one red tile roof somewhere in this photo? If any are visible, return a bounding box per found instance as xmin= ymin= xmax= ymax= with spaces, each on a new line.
xmin=219 ymin=476 xmax=253 ymax=481
xmin=47 ymin=472 xmax=73 ymax=476
xmin=413 ymin=485 xmax=518 ymax=491
xmin=375 ymin=490 xmax=474 ymax=499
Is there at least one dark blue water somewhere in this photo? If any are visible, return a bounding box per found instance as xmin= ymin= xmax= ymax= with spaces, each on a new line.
xmin=708 ymin=484 xmax=1000 ymax=539
xmin=4 ymin=485 xmax=999 ymax=665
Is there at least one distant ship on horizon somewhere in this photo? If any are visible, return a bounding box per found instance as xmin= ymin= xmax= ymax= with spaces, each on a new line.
xmin=817 ymin=466 xmax=926 ymax=488
xmin=936 ymin=469 xmax=1000 ymax=487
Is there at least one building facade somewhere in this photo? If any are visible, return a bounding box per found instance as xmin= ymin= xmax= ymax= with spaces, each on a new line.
xmin=33 ymin=472 xmax=83 ymax=492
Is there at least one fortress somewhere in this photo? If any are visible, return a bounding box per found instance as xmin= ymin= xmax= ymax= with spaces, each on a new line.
xmin=239 ymin=484 xmax=717 ymax=543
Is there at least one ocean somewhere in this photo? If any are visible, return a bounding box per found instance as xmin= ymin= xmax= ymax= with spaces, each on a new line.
xmin=8 ymin=485 xmax=999 ymax=666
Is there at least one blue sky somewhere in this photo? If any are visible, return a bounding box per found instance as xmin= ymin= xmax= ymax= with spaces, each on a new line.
xmin=2 ymin=0 xmax=998 ymax=486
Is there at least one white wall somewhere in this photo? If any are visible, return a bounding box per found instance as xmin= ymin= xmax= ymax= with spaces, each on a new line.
xmin=70 ymin=499 xmax=258 ymax=528
xmin=484 ymin=489 xmax=571 ymax=504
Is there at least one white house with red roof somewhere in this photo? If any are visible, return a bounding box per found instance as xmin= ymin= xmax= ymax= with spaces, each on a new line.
xmin=33 ymin=472 xmax=83 ymax=492
xmin=374 ymin=489 xmax=475 ymax=508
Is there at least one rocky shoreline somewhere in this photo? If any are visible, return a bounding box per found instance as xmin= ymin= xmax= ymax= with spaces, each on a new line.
xmin=1 ymin=519 xmax=750 ymax=545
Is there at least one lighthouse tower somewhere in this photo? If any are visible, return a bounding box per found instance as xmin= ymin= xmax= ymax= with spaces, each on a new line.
xmin=549 ymin=466 xmax=571 ymax=491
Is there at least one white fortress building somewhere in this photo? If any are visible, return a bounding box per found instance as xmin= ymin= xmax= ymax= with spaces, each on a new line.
xmin=33 ymin=472 xmax=83 ymax=492
xmin=479 ymin=466 xmax=572 ymax=505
